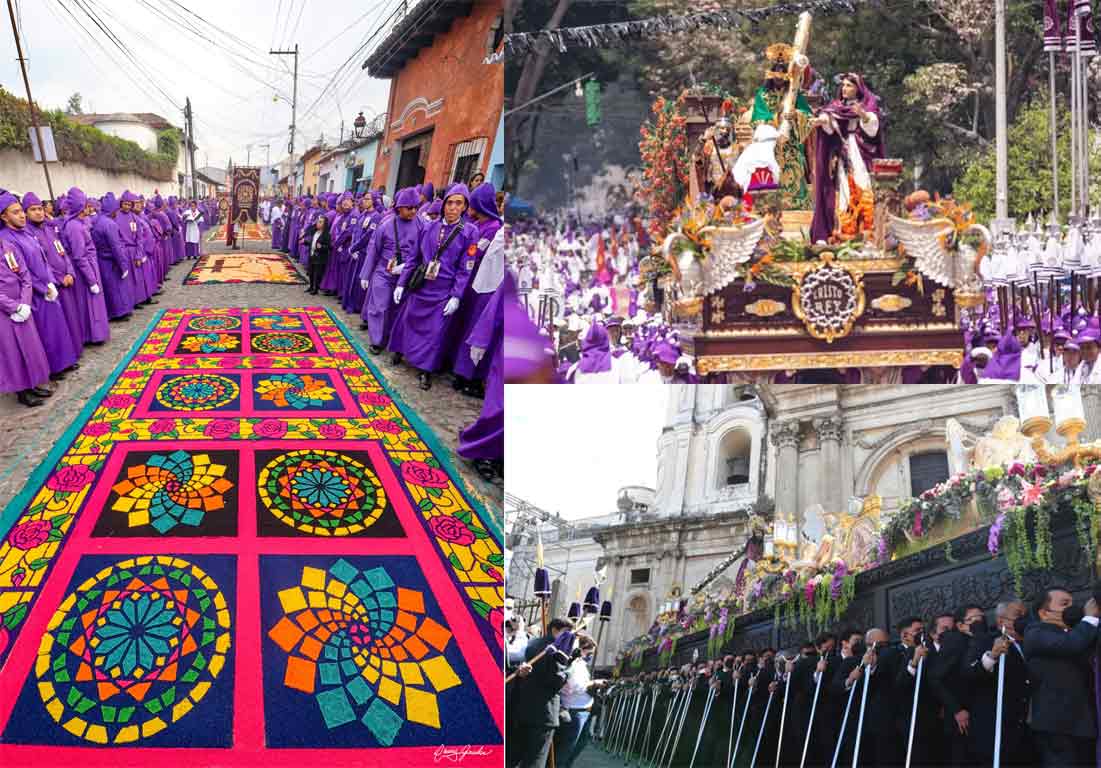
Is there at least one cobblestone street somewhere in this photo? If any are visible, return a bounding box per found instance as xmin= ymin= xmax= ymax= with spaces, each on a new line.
xmin=0 ymin=239 xmax=501 ymax=525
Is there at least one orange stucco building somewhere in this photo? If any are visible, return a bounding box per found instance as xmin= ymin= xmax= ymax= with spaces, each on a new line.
xmin=364 ymin=0 xmax=504 ymax=195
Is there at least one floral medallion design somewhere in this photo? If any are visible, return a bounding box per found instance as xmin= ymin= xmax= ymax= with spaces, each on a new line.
xmin=177 ymin=333 xmax=240 ymax=354
xmin=251 ymin=315 xmax=304 ymax=331
xmin=257 ymin=450 xmax=386 ymax=536
xmin=109 ymin=451 xmax=233 ymax=534
xmin=251 ymin=332 xmax=314 ymax=355
xmin=254 ymin=373 xmax=337 ymax=410
xmin=187 ymin=315 xmax=241 ymax=332
xmin=155 ymin=374 xmax=240 ymax=411
xmin=266 ymin=560 xmax=458 ymax=744
xmin=32 ymin=556 xmax=231 ymax=744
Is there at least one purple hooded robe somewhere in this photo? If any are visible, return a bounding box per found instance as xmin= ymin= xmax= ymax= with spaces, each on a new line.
xmin=0 ymin=210 xmax=50 ymax=392
xmin=450 ymin=183 xmax=503 ymax=380
xmin=60 ymin=188 xmax=109 ymax=343
xmin=457 ymin=234 xmax=504 ymax=461
xmin=91 ymin=194 xmax=134 ymax=319
xmin=359 ymin=188 xmax=423 ymax=348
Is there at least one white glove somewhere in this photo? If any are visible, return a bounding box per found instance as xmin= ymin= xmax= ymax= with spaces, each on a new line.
xmin=361 ymin=279 xmax=369 ymax=291
xmin=121 ymin=270 xmax=129 ymax=279
xmin=470 ymin=346 xmax=486 ymax=365
xmin=45 ymin=283 xmax=58 ymax=302
xmin=90 ymin=284 xmax=101 ymax=295
xmin=351 ymin=251 xmax=359 ymax=260
xmin=11 ymin=304 xmax=30 ymax=323
xmin=443 ymin=297 xmax=460 ymax=316
xmin=393 ymin=286 xmax=404 ymax=304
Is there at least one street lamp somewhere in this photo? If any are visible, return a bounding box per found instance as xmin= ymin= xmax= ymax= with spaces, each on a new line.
xmin=353 ymin=111 xmax=367 ymax=139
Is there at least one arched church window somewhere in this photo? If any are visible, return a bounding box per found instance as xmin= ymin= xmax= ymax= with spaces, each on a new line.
xmin=718 ymin=428 xmax=753 ymax=489
xmin=909 ymin=451 xmax=949 ymax=497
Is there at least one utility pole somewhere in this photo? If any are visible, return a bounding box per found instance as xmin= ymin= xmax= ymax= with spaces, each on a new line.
xmin=246 ymin=144 xmax=252 ymax=166
xmin=186 ymin=98 xmax=198 ymax=200
xmin=7 ymin=0 xmax=55 ymax=199
xmin=270 ymin=44 xmax=299 ymax=189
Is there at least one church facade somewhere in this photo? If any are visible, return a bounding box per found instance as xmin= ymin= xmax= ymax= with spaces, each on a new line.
xmin=507 ymin=385 xmax=1101 ymax=668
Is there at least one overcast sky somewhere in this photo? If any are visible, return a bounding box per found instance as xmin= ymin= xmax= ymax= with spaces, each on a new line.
xmin=4 ymin=0 xmax=400 ymax=169
xmin=505 ymin=386 xmax=668 ymax=521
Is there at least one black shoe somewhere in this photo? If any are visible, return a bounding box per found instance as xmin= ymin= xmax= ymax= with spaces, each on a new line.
xmin=89 ymin=340 xmax=106 ymax=346
xmin=64 ymin=363 xmax=80 ymax=373
xmin=418 ymin=372 xmax=431 ymax=391
xmin=360 ymin=323 xmax=370 ymax=331
xmin=49 ymin=371 xmax=67 ymax=382
xmin=391 ymin=353 xmax=403 ymax=365
xmin=31 ymin=386 xmax=53 ymax=398
xmin=17 ymin=390 xmax=43 ymax=407
xmin=462 ymin=382 xmax=485 ymax=398
xmin=451 ymin=376 xmax=466 ymax=392
xmin=110 ymin=315 xmax=131 ymax=323
xmin=368 ymin=344 xmax=382 ymax=355
xmin=473 ymin=459 xmax=502 ymax=483
xmin=147 ymin=299 xmax=159 ymax=305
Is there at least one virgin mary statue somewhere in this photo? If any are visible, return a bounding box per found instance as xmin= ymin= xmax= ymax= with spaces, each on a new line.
xmin=809 ymin=73 xmax=886 ymax=244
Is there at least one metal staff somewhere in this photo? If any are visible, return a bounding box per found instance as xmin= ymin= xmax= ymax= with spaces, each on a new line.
xmin=604 ymin=690 xmax=623 ymax=748
xmin=799 ymin=660 xmax=825 ymax=768
xmin=905 ymin=641 xmax=926 ymax=768
xmin=623 ymin=687 xmax=643 ymax=757
xmin=994 ymin=626 xmax=1008 ymax=768
xmin=613 ymin=689 xmax=632 ymax=754
xmin=636 ymin=683 xmax=659 ymax=765
xmin=627 ymin=686 xmax=653 ymax=764
xmin=774 ymin=656 xmax=794 ymax=768
xmin=646 ymin=684 xmax=683 ymax=768
xmin=688 ymin=682 xmax=718 ymax=768
xmin=749 ymin=682 xmax=776 ymax=768
xmin=726 ymin=665 xmax=742 ymax=768
xmin=662 ymin=677 xmax=696 ymax=768
xmin=830 ymin=671 xmax=860 ymax=768
xmin=730 ymin=674 xmax=757 ymax=768
xmin=851 ymin=648 xmax=877 ymax=768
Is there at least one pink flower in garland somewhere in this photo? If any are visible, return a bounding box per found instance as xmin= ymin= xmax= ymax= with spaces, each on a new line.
xmin=804 ymin=580 xmax=817 ymax=606
xmin=1058 ymin=470 xmax=1080 ymax=488
xmin=1019 ymin=478 xmax=1045 ymax=508
xmin=831 ymin=561 xmax=847 ymax=600
xmin=877 ymin=536 xmax=889 ymax=565
xmin=912 ymin=507 xmax=923 ymax=537
xmin=996 ymin=487 xmax=1016 ymax=512
xmin=1008 ymin=463 xmax=1026 ymax=477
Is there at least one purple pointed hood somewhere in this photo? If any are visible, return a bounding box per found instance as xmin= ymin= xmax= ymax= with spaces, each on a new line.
xmin=100 ymin=193 xmax=120 ymax=215
xmin=578 ymin=323 xmax=612 ymax=373
xmin=469 ymin=183 xmax=501 ymax=222
xmin=394 ymin=187 xmax=420 ymax=209
xmin=21 ymin=191 xmax=42 ymax=209
xmin=65 ymin=187 xmax=87 ymax=219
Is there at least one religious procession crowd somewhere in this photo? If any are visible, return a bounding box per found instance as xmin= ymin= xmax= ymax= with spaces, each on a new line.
xmin=264 ymin=175 xmax=504 ymax=473
xmin=960 ymin=309 xmax=1101 ymax=385
xmin=505 ymin=589 xmax=1101 ymax=768
xmin=0 ymin=186 xmax=216 ymax=407
xmin=507 ymin=219 xmax=703 ymax=384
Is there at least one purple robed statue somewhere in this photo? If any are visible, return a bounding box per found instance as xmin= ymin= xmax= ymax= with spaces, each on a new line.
xmin=809 ymin=73 xmax=886 ymax=245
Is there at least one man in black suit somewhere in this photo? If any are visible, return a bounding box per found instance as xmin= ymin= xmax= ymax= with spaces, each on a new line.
xmin=926 ymin=608 xmax=975 ymax=766
xmin=894 ymin=616 xmax=941 ymax=767
xmin=826 ymin=628 xmax=865 ymax=767
xmin=833 ymin=628 xmax=898 ymax=768
xmin=1024 ymin=586 xmax=1100 ymax=768
xmin=507 ymin=618 xmax=573 ymax=768
xmin=962 ymin=600 xmax=1034 ymax=766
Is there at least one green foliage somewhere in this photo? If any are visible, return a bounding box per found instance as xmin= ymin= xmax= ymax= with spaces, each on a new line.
xmin=953 ymin=93 xmax=1101 ymax=221
xmin=0 ymin=86 xmax=176 ymax=181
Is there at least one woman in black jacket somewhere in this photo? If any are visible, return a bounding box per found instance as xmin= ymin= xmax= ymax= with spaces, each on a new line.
xmin=305 ymin=214 xmax=331 ymax=295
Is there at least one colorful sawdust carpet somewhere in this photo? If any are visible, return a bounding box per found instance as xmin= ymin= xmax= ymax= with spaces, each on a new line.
xmin=0 ymin=307 xmax=502 ymax=765
xmin=206 ymin=221 xmax=272 ymax=242
xmin=183 ymin=253 xmax=305 ymax=285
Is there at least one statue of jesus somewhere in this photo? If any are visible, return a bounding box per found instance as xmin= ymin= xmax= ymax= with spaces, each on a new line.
xmin=809 ymin=73 xmax=886 ymax=244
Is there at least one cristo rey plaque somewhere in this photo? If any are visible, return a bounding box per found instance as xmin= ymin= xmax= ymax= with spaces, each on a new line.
xmin=792 ymin=254 xmax=866 ymax=343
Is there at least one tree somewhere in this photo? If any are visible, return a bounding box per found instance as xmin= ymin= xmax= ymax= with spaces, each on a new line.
xmin=65 ymin=92 xmax=83 ymax=115
xmin=952 ymin=92 xmax=1100 ymax=221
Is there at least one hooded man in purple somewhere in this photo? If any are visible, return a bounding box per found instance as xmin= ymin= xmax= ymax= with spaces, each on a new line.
xmin=298 ymin=197 xmax=322 ymax=266
xmin=448 ymin=182 xmax=503 ymax=395
xmin=271 ymin=198 xmax=286 ymax=250
xmin=336 ymin=194 xmax=366 ymax=312
xmin=0 ymin=191 xmax=53 ymax=406
xmin=166 ymin=196 xmax=185 ymax=265
xmin=91 ymin=193 xmax=134 ymax=321
xmin=59 ymin=187 xmax=109 ymax=344
xmin=343 ymin=193 xmax=379 ymax=313
xmin=359 ymin=187 xmax=422 ymax=354
xmin=388 ymin=184 xmax=478 ymax=390
xmin=23 ymin=192 xmax=83 ymax=367
xmin=1 ymin=192 xmax=79 ymax=382
xmin=150 ymin=196 xmax=173 ymax=280
xmin=133 ymin=196 xmax=162 ymax=298
xmin=117 ymin=191 xmax=151 ymax=305
xmin=322 ymin=192 xmax=354 ymax=295
xmin=457 ymin=227 xmax=504 ymax=475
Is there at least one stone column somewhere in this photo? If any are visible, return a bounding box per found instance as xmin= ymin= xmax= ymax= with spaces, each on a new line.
xmin=813 ymin=415 xmax=845 ymax=514
xmin=769 ymin=420 xmax=801 ymax=519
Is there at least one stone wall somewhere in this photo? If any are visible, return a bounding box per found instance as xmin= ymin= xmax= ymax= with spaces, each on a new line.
xmin=0 ymin=149 xmax=180 ymax=199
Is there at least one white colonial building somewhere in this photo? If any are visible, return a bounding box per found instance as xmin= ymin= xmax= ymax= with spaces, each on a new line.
xmin=508 ymin=385 xmax=1101 ymax=667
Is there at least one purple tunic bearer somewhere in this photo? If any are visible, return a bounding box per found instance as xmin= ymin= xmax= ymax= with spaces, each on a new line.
xmin=116 ymin=194 xmax=150 ymax=304
xmin=0 ymin=215 xmax=51 ymax=393
xmin=25 ymin=196 xmax=83 ymax=364
xmin=450 ymin=184 xmax=503 ymax=380
xmin=359 ymin=194 xmax=423 ymax=349
xmin=60 ymin=189 xmax=109 ymax=344
xmin=343 ymin=197 xmax=380 ymax=314
xmin=91 ymin=195 xmax=134 ymax=319
xmin=457 ymin=248 xmax=504 ymax=461
xmin=166 ymin=198 xmax=185 ymax=265
xmin=389 ymin=185 xmax=478 ymax=371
